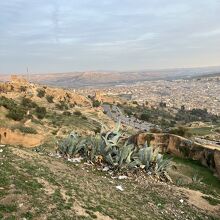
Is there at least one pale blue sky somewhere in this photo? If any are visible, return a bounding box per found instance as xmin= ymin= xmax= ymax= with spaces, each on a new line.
xmin=0 ymin=0 xmax=220 ymax=73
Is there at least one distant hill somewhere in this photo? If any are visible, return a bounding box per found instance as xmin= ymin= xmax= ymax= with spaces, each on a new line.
xmin=1 ymin=66 xmax=220 ymax=88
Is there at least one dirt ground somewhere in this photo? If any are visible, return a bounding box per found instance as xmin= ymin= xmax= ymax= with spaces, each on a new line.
xmin=0 ymin=145 xmax=219 ymax=220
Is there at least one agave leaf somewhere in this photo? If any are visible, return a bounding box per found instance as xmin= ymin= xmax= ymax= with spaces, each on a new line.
xmin=128 ymin=159 xmax=141 ymax=168
xmin=152 ymin=147 xmax=160 ymax=161
xmin=105 ymin=153 xmax=114 ymax=166
xmin=114 ymin=120 xmax=121 ymax=133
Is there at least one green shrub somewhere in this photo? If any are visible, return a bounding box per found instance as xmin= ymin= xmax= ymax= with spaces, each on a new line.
xmin=124 ymin=109 xmax=133 ymax=116
xmin=12 ymin=125 xmax=37 ymax=134
xmin=7 ymin=108 xmax=26 ymax=121
xmin=20 ymin=86 xmax=27 ymax=92
xmin=35 ymin=106 xmax=46 ymax=119
xmin=55 ymin=101 xmax=68 ymax=110
xmin=132 ymin=101 xmax=138 ymax=105
xmin=21 ymin=97 xmax=38 ymax=108
xmin=63 ymin=111 xmax=72 ymax=116
xmin=74 ymin=111 xmax=82 ymax=116
xmin=140 ymin=112 xmax=150 ymax=121
xmin=0 ymin=96 xmax=17 ymax=110
xmin=37 ymin=89 xmax=45 ymax=98
xmin=92 ymin=100 xmax=101 ymax=107
xmin=46 ymin=95 xmax=54 ymax=103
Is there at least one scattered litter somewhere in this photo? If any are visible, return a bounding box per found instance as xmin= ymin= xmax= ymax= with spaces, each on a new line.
xmin=0 ymin=145 xmax=5 ymax=147
xmin=140 ymin=165 xmax=145 ymax=169
xmin=102 ymin=166 xmax=110 ymax=172
xmin=48 ymin=153 xmax=62 ymax=158
xmin=67 ymin=157 xmax=83 ymax=163
xmin=19 ymin=203 xmax=23 ymax=208
xmin=179 ymin=199 xmax=184 ymax=204
xmin=116 ymin=185 xmax=124 ymax=191
xmin=118 ymin=175 xmax=128 ymax=180
xmin=0 ymin=149 xmax=3 ymax=153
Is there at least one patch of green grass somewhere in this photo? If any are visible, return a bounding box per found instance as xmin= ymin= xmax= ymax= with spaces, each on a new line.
xmin=0 ymin=204 xmax=17 ymax=213
xmin=21 ymin=211 xmax=34 ymax=219
xmin=188 ymin=127 xmax=212 ymax=136
xmin=171 ymin=156 xmax=220 ymax=196
xmin=202 ymin=196 xmax=220 ymax=206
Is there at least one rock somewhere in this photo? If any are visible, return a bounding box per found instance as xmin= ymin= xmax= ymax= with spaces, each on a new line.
xmin=67 ymin=157 xmax=83 ymax=163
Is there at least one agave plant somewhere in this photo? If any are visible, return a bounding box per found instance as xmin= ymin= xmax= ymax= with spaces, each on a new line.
xmin=126 ymin=141 xmax=172 ymax=176
xmin=57 ymin=120 xmax=172 ymax=180
xmin=58 ymin=132 xmax=87 ymax=157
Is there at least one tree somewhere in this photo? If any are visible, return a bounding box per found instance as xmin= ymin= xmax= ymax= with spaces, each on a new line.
xmin=140 ymin=112 xmax=150 ymax=121
xmin=35 ymin=106 xmax=46 ymax=119
xmin=92 ymin=100 xmax=101 ymax=107
xmin=7 ymin=108 xmax=25 ymax=121
xmin=37 ymin=89 xmax=46 ymax=98
xmin=46 ymin=95 xmax=54 ymax=103
xmin=21 ymin=97 xmax=37 ymax=108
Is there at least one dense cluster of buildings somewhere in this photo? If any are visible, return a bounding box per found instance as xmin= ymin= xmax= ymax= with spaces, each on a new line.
xmin=78 ymin=76 xmax=220 ymax=116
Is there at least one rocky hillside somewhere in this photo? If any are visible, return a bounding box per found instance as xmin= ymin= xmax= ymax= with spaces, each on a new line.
xmin=0 ymin=76 xmax=220 ymax=219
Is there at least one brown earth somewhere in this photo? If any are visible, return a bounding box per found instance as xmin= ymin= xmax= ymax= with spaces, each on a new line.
xmin=0 ymin=127 xmax=44 ymax=147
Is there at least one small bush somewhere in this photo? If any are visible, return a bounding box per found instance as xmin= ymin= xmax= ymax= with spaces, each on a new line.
xmin=140 ymin=112 xmax=150 ymax=121
xmin=7 ymin=108 xmax=26 ymax=121
xmin=20 ymin=86 xmax=27 ymax=92
xmin=37 ymin=89 xmax=45 ymax=98
xmin=12 ymin=125 xmax=37 ymax=134
xmin=21 ymin=97 xmax=38 ymax=108
xmin=55 ymin=101 xmax=68 ymax=110
xmin=63 ymin=111 xmax=72 ymax=116
xmin=132 ymin=101 xmax=138 ymax=105
xmin=92 ymin=100 xmax=101 ymax=107
xmin=0 ymin=96 xmax=17 ymax=110
xmin=46 ymin=95 xmax=54 ymax=103
xmin=35 ymin=106 xmax=46 ymax=119
xmin=74 ymin=111 xmax=82 ymax=116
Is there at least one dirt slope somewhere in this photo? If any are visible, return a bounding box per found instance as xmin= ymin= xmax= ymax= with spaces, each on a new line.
xmin=0 ymin=145 xmax=219 ymax=220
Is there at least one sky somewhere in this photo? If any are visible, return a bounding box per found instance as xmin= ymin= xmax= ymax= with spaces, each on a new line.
xmin=0 ymin=0 xmax=220 ymax=73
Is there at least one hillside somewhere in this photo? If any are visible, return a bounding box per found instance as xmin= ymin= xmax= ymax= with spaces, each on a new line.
xmin=0 ymin=77 xmax=220 ymax=219
xmin=1 ymin=145 xmax=220 ymax=220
